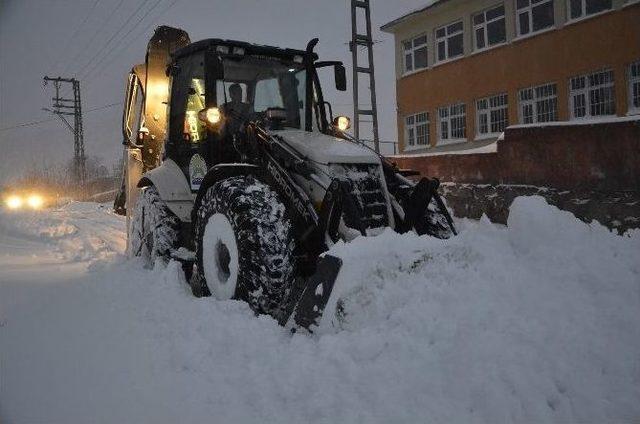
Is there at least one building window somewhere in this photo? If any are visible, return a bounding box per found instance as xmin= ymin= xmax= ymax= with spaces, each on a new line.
xmin=405 ymin=112 xmax=430 ymax=149
xmin=477 ymin=93 xmax=509 ymax=136
xmin=519 ymin=83 xmax=558 ymax=123
xmin=438 ymin=103 xmax=466 ymax=143
xmin=473 ymin=4 xmax=506 ymax=50
xmin=569 ymin=69 xmax=615 ymax=119
xmin=629 ymin=60 xmax=640 ymax=113
xmin=568 ymin=0 xmax=612 ymax=20
xmin=402 ymin=35 xmax=428 ymax=73
xmin=435 ymin=21 xmax=464 ymax=62
xmin=516 ymin=0 xmax=555 ymax=37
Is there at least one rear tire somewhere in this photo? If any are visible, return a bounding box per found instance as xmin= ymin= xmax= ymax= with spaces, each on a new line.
xmin=194 ymin=176 xmax=296 ymax=317
xmin=129 ymin=185 xmax=180 ymax=266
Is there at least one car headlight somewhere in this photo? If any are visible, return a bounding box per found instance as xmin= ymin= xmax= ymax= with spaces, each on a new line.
xmin=27 ymin=194 xmax=44 ymax=209
xmin=6 ymin=195 xmax=23 ymax=210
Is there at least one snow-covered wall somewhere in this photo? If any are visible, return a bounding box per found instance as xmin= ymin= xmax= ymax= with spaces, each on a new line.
xmin=394 ymin=118 xmax=640 ymax=191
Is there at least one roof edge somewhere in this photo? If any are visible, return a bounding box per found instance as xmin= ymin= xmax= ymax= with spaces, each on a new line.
xmin=380 ymin=0 xmax=449 ymax=32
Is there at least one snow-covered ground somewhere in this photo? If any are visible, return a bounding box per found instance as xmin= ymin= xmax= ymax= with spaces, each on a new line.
xmin=1 ymin=198 xmax=639 ymax=423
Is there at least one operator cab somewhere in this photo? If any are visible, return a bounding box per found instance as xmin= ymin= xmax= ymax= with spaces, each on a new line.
xmin=164 ymin=39 xmax=346 ymax=189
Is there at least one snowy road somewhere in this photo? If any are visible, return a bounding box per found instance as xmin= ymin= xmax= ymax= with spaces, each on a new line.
xmin=1 ymin=199 xmax=639 ymax=423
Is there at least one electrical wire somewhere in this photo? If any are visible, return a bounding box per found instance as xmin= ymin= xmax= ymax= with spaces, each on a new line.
xmin=76 ymin=0 xmax=159 ymax=81
xmin=83 ymin=0 xmax=180 ymax=86
xmin=47 ymin=0 xmax=102 ymax=76
xmin=0 ymin=102 xmax=121 ymax=132
xmin=61 ymin=0 xmax=128 ymax=76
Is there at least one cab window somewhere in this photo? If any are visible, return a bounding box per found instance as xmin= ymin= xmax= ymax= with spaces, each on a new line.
xmin=184 ymin=78 xmax=206 ymax=142
xmin=168 ymin=53 xmax=205 ymax=146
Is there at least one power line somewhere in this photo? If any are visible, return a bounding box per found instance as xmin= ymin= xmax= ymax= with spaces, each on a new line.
xmin=77 ymin=0 xmax=159 ymax=80
xmin=81 ymin=0 xmax=168 ymax=83
xmin=0 ymin=117 xmax=57 ymax=131
xmin=61 ymin=0 xmax=128 ymax=76
xmin=47 ymin=0 xmax=102 ymax=76
xmin=84 ymin=0 xmax=180 ymax=86
xmin=0 ymin=102 xmax=121 ymax=132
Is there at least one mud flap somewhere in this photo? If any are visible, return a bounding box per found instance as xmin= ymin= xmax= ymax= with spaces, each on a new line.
xmin=291 ymin=255 xmax=343 ymax=331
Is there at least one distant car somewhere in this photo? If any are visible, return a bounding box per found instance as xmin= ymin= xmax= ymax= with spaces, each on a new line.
xmin=2 ymin=189 xmax=51 ymax=211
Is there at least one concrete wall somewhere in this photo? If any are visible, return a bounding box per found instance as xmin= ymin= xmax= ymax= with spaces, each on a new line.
xmin=391 ymin=119 xmax=640 ymax=191
xmin=384 ymin=1 xmax=640 ymax=152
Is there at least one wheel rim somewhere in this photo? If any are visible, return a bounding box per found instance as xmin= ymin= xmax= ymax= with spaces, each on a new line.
xmin=202 ymin=213 xmax=239 ymax=300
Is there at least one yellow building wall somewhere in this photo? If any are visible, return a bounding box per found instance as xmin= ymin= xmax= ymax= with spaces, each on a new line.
xmin=393 ymin=3 xmax=640 ymax=152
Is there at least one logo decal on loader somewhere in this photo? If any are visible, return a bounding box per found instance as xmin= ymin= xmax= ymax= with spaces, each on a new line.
xmin=267 ymin=161 xmax=312 ymax=222
xmin=189 ymin=154 xmax=207 ymax=190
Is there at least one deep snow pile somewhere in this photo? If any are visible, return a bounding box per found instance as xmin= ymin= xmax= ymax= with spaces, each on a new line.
xmin=1 ymin=197 xmax=639 ymax=423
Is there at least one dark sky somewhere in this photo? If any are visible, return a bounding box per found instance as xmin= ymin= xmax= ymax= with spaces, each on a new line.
xmin=0 ymin=0 xmax=428 ymax=184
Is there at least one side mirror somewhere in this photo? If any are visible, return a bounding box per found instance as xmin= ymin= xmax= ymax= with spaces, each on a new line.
xmin=335 ymin=64 xmax=347 ymax=91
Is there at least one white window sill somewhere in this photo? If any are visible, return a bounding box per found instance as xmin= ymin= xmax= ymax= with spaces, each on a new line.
xmin=403 ymin=143 xmax=431 ymax=152
xmin=474 ymin=133 xmax=500 ymax=141
xmin=432 ymin=54 xmax=465 ymax=69
xmin=513 ymin=26 xmax=556 ymax=43
xmin=623 ymin=0 xmax=640 ymax=8
xmin=627 ymin=108 xmax=640 ymax=116
xmin=401 ymin=68 xmax=428 ymax=78
xmin=470 ymin=41 xmax=508 ymax=57
xmin=564 ymin=8 xmax=615 ymax=27
xmin=437 ymin=138 xmax=467 ymax=146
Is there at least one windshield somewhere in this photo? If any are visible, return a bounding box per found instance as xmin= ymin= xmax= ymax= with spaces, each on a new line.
xmin=219 ymin=56 xmax=319 ymax=130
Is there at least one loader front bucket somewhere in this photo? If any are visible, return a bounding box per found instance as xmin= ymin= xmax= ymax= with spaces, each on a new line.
xmin=290 ymin=255 xmax=343 ymax=331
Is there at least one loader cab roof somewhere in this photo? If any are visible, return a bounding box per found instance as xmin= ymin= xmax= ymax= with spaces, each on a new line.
xmin=172 ymin=39 xmax=318 ymax=62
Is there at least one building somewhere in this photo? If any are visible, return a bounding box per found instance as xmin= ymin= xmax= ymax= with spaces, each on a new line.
xmin=381 ymin=0 xmax=640 ymax=153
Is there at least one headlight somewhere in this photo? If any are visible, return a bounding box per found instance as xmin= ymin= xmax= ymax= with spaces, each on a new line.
xmin=333 ymin=116 xmax=351 ymax=131
xmin=198 ymin=107 xmax=222 ymax=126
xmin=27 ymin=194 xmax=44 ymax=209
xmin=6 ymin=195 xmax=23 ymax=210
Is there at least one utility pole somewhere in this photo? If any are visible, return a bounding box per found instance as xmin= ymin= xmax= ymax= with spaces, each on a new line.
xmin=43 ymin=76 xmax=86 ymax=188
xmin=350 ymin=0 xmax=380 ymax=152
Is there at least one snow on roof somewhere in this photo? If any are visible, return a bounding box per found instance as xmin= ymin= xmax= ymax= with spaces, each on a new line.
xmin=380 ymin=0 xmax=447 ymax=32
xmin=508 ymin=115 xmax=640 ymax=129
xmin=390 ymin=141 xmax=497 ymax=158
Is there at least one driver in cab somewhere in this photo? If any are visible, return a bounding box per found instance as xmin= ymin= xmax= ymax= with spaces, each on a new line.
xmin=221 ymin=83 xmax=252 ymax=134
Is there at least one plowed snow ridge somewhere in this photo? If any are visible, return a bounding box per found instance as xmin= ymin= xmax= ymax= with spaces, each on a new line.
xmin=0 ymin=198 xmax=639 ymax=423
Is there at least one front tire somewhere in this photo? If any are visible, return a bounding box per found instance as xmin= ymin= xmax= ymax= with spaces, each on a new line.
xmin=194 ymin=176 xmax=296 ymax=317
xmin=129 ymin=185 xmax=180 ymax=266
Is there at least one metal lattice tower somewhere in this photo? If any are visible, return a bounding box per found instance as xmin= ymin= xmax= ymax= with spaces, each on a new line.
xmin=43 ymin=76 xmax=87 ymax=187
xmin=350 ymin=0 xmax=380 ymax=152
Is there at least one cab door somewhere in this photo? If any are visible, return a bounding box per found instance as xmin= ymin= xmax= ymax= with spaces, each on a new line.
xmin=166 ymin=52 xmax=208 ymax=191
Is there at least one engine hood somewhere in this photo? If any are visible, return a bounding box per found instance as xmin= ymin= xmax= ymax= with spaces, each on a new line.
xmin=271 ymin=130 xmax=380 ymax=165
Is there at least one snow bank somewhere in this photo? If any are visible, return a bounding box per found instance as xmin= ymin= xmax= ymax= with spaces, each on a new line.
xmin=1 ymin=196 xmax=639 ymax=423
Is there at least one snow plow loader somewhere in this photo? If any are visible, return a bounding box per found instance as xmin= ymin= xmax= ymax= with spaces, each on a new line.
xmin=115 ymin=26 xmax=456 ymax=330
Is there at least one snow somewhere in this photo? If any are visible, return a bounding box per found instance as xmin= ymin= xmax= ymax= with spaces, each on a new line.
xmin=392 ymin=141 xmax=497 ymax=158
xmin=508 ymin=115 xmax=640 ymax=129
xmin=1 ymin=198 xmax=639 ymax=423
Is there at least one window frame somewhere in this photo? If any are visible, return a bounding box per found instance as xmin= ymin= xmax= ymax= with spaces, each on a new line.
xmin=569 ymin=68 xmax=616 ymax=120
xmin=402 ymin=34 xmax=429 ymax=75
xmin=518 ymin=82 xmax=559 ymax=124
xmin=404 ymin=111 xmax=430 ymax=151
xmin=437 ymin=103 xmax=467 ymax=144
xmin=567 ymin=0 xmax=613 ymax=22
xmin=515 ymin=0 xmax=555 ymax=38
xmin=472 ymin=3 xmax=507 ymax=52
xmin=435 ymin=20 xmax=465 ymax=64
xmin=628 ymin=60 xmax=640 ymax=115
xmin=476 ymin=93 xmax=509 ymax=138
